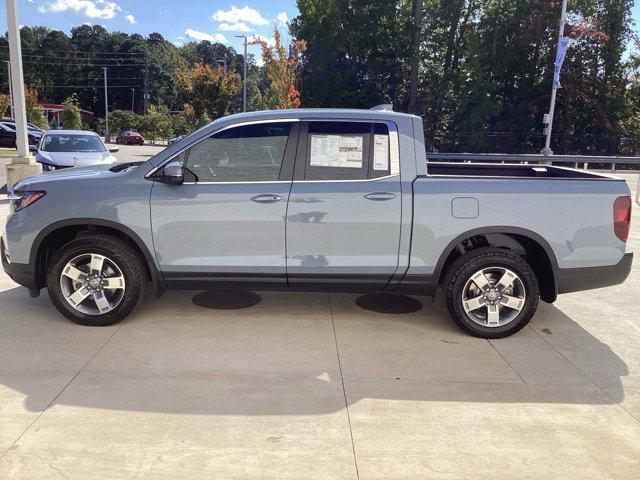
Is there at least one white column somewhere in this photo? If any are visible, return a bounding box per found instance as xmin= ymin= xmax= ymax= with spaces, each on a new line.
xmin=6 ymin=0 xmax=29 ymax=157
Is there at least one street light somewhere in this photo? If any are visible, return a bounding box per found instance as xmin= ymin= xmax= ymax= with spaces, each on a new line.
xmin=235 ymin=35 xmax=250 ymax=112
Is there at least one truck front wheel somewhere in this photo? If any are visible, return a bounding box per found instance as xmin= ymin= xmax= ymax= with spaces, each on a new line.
xmin=46 ymin=235 xmax=146 ymax=326
xmin=443 ymin=248 xmax=540 ymax=338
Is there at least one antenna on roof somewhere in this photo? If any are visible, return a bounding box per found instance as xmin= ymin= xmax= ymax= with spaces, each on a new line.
xmin=370 ymin=104 xmax=394 ymax=111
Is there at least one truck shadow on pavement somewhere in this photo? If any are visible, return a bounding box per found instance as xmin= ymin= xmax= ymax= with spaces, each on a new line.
xmin=0 ymin=287 xmax=628 ymax=415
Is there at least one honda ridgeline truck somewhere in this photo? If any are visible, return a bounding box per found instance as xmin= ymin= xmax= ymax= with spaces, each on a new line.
xmin=2 ymin=109 xmax=633 ymax=338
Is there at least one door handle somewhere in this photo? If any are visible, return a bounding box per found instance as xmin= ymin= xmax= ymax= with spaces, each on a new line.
xmin=364 ymin=192 xmax=397 ymax=201
xmin=251 ymin=194 xmax=283 ymax=204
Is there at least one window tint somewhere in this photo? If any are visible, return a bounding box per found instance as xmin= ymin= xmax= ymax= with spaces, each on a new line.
xmin=304 ymin=122 xmax=390 ymax=180
xmin=183 ymin=123 xmax=291 ymax=183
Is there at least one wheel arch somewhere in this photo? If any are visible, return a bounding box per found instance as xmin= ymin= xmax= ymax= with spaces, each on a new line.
xmin=434 ymin=226 xmax=559 ymax=303
xmin=31 ymin=218 xmax=165 ymax=296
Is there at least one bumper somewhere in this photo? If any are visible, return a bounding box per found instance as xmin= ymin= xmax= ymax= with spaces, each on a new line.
xmin=557 ymin=253 xmax=633 ymax=294
xmin=1 ymin=237 xmax=37 ymax=290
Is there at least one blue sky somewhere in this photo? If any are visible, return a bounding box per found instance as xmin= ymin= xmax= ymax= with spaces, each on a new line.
xmin=2 ymin=0 xmax=639 ymax=57
xmin=1 ymin=0 xmax=300 ymax=60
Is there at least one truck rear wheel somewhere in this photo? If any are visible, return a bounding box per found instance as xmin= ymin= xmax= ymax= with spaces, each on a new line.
xmin=46 ymin=235 xmax=145 ymax=326
xmin=443 ymin=247 xmax=539 ymax=338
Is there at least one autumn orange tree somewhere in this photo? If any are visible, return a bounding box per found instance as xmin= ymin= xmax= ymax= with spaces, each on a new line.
xmin=252 ymin=28 xmax=306 ymax=109
xmin=179 ymin=63 xmax=241 ymax=123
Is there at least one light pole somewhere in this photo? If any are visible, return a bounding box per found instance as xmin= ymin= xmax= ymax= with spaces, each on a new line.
xmin=541 ymin=0 xmax=568 ymax=156
xmin=235 ymin=35 xmax=249 ymax=112
xmin=5 ymin=61 xmax=14 ymax=120
xmin=103 ymin=67 xmax=109 ymax=142
xmin=131 ymin=88 xmax=136 ymax=113
xmin=5 ymin=0 xmax=29 ymax=157
xmin=4 ymin=0 xmax=42 ymax=191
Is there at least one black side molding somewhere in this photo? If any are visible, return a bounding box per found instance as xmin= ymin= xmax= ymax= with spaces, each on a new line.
xmin=556 ymin=253 xmax=633 ymax=294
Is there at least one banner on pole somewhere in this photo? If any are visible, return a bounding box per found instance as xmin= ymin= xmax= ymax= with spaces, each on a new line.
xmin=553 ymin=37 xmax=570 ymax=89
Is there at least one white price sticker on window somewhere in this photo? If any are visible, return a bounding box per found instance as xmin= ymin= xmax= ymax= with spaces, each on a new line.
xmin=373 ymin=134 xmax=389 ymax=171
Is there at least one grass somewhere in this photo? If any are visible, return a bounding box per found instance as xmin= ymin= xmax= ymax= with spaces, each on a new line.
xmin=0 ymin=148 xmax=17 ymax=156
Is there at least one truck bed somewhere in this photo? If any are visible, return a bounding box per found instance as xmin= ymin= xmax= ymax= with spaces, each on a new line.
xmin=424 ymin=162 xmax=620 ymax=180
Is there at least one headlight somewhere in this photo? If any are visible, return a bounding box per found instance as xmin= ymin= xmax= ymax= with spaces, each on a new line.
xmin=8 ymin=191 xmax=46 ymax=213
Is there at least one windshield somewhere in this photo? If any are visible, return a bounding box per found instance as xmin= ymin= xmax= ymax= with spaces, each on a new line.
xmin=41 ymin=134 xmax=107 ymax=153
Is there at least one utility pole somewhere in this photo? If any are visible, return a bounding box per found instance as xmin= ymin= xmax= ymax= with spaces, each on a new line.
xmin=142 ymin=55 xmax=149 ymax=115
xmin=235 ymin=35 xmax=249 ymax=112
xmin=103 ymin=67 xmax=109 ymax=142
xmin=5 ymin=61 xmax=14 ymax=120
xmin=541 ymin=0 xmax=568 ymax=156
xmin=131 ymin=88 xmax=135 ymax=113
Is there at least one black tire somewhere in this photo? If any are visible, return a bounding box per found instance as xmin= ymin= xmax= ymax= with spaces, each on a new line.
xmin=443 ymin=247 xmax=539 ymax=339
xmin=46 ymin=235 xmax=146 ymax=326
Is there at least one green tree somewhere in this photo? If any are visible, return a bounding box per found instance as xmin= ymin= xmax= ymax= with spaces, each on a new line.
xmin=179 ymin=63 xmax=241 ymax=120
xmin=0 ymin=93 xmax=10 ymax=118
xmin=61 ymin=95 xmax=82 ymax=130
xmin=24 ymin=87 xmax=48 ymax=129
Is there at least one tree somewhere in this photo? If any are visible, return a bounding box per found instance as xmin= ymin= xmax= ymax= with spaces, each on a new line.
xmin=24 ymin=87 xmax=48 ymax=129
xmin=252 ymin=27 xmax=307 ymax=109
xmin=179 ymin=63 xmax=240 ymax=120
xmin=407 ymin=0 xmax=423 ymax=113
xmin=61 ymin=95 xmax=83 ymax=130
xmin=0 ymin=94 xmax=10 ymax=118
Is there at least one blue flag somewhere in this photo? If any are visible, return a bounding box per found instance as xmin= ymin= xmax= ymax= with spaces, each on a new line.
xmin=553 ymin=37 xmax=571 ymax=89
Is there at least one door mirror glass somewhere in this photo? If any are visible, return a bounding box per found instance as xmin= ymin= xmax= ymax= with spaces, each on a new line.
xmin=159 ymin=160 xmax=184 ymax=185
xmin=109 ymin=146 xmax=120 ymax=153
xmin=29 ymin=144 xmax=38 ymax=152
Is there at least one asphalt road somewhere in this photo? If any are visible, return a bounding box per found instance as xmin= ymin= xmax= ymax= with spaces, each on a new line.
xmin=110 ymin=143 xmax=166 ymax=164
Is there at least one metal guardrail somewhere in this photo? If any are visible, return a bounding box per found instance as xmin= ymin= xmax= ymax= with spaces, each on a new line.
xmin=425 ymin=152 xmax=640 ymax=204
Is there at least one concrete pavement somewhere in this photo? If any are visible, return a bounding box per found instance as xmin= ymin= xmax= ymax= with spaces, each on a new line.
xmin=0 ymin=193 xmax=639 ymax=478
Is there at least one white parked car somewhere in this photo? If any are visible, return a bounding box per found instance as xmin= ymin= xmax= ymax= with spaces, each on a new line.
xmin=32 ymin=130 xmax=119 ymax=171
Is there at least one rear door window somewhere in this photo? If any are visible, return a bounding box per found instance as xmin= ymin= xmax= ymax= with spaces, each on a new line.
xmin=303 ymin=122 xmax=391 ymax=180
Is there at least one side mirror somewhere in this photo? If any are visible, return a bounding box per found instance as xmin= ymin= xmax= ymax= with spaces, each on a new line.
xmin=158 ymin=160 xmax=184 ymax=185
xmin=109 ymin=146 xmax=120 ymax=153
xmin=29 ymin=144 xmax=37 ymax=152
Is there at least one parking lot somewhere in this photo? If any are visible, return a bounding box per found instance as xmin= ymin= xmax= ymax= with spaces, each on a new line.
xmin=0 ymin=170 xmax=639 ymax=478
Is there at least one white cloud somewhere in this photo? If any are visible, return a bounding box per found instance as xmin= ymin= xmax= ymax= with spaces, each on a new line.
xmin=276 ymin=11 xmax=288 ymax=23
xmin=255 ymin=57 xmax=265 ymax=67
xmin=125 ymin=14 xmax=136 ymax=24
xmin=213 ymin=33 xmax=228 ymax=43
xmin=38 ymin=0 xmax=122 ymax=19
xmin=213 ymin=5 xmax=268 ymax=26
xmin=219 ymin=22 xmax=251 ymax=32
xmin=185 ymin=28 xmax=214 ymax=42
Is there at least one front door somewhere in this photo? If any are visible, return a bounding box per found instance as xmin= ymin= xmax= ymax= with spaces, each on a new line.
xmin=150 ymin=122 xmax=298 ymax=289
xmin=286 ymin=121 xmax=402 ymax=291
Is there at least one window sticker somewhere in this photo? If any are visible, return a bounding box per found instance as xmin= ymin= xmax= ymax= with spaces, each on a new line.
xmin=373 ymin=134 xmax=389 ymax=171
xmin=310 ymin=134 xmax=363 ymax=168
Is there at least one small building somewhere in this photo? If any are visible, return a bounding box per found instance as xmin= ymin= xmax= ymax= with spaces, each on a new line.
xmin=38 ymin=102 xmax=95 ymax=128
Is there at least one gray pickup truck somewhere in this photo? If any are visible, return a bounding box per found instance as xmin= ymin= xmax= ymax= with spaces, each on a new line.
xmin=2 ymin=109 xmax=633 ymax=338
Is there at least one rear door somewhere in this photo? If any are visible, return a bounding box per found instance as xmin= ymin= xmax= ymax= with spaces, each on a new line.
xmin=286 ymin=121 xmax=402 ymax=291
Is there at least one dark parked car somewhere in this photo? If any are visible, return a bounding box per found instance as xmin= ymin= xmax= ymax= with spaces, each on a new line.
xmin=0 ymin=121 xmax=42 ymax=148
xmin=115 ymin=131 xmax=145 ymax=145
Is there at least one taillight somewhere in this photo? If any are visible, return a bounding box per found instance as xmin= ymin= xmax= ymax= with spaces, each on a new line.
xmin=613 ymin=196 xmax=632 ymax=243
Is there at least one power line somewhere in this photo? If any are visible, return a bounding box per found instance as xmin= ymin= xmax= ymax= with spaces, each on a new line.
xmin=0 ymin=59 xmax=146 ymax=67
xmin=0 ymin=45 xmax=147 ymax=56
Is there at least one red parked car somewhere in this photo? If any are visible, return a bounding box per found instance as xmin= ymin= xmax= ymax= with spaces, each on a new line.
xmin=115 ymin=131 xmax=145 ymax=145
